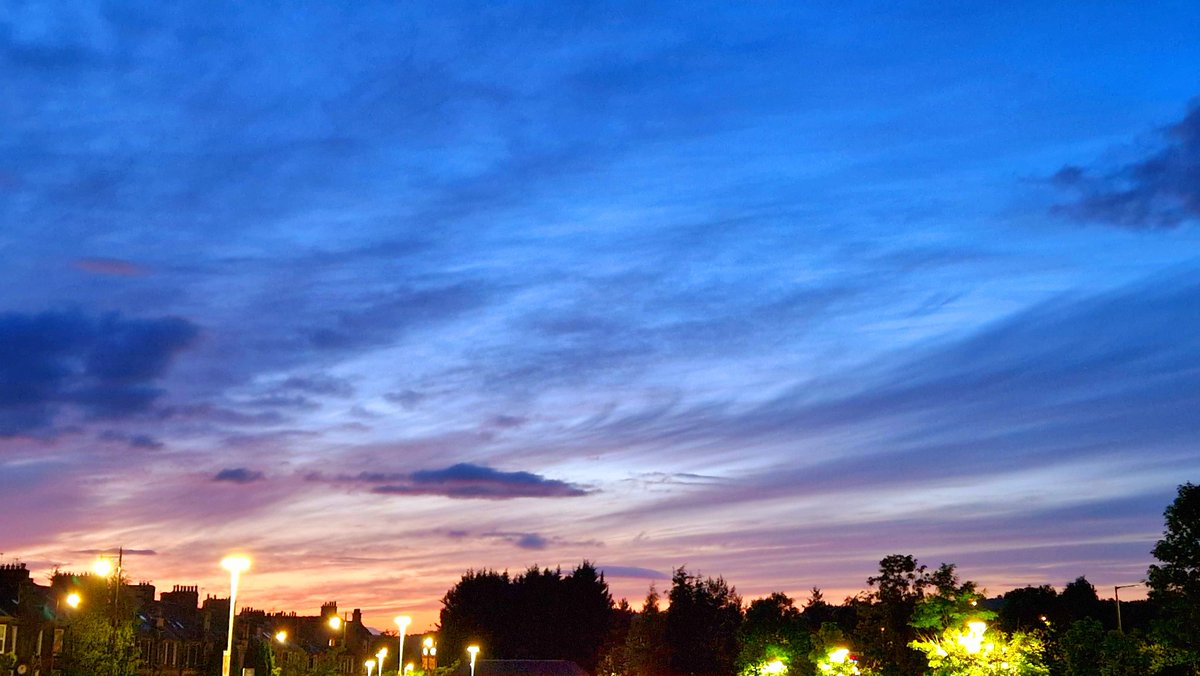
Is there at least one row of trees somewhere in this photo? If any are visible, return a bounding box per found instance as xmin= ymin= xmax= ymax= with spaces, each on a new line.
xmin=437 ymin=483 xmax=1200 ymax=676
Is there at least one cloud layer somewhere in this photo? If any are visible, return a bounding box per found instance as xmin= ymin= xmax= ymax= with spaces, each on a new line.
xmin=0 ymin=310 xmax=198 ymax=435
xmin=2 ymin=0 xmax=1198 ymax=632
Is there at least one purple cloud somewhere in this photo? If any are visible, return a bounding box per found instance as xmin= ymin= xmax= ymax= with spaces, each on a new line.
xmin=317 ymin=463 xmax=590 ymax=500
xmin=598 ymin=565 xmax=668 ymax=579
xmin=214 ymin=468 xmax=265 ymax=484
xmin=72 ymin=257 xmax=148 ymax=277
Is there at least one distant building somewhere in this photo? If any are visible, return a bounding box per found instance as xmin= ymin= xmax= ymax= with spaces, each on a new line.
xmin=0 ymin=561 xmax=394 ymax=676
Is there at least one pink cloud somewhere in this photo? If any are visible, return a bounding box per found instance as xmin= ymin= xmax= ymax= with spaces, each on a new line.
xmin=72 ymin=257 xmax=148 ymax=276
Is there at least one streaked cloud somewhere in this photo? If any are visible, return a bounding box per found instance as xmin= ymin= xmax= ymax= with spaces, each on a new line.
xmin=1 ymin=0 xmax=1198 ymax=633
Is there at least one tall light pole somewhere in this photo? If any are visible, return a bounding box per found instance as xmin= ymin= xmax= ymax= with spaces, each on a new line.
xmin=366 ymin=658 xmax=377 ymax=676
xmin=1114 ymin=583 xmax=1141 ymax=633
xmin=395 ymin=615 xmax=411 ymax=675
xmin=377 ymin=647 xmax=388 ymax=675
xmin=467 ymin=645 xmax=480 ymax=676
xmin=220 ymin=555 xmax=251 ymax=676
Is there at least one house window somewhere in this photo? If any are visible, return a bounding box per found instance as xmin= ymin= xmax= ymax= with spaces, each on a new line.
xmin=0 ymin=623 xmax=15 ymax=653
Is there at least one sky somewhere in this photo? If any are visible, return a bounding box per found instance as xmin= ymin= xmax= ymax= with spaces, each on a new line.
xmin=2 ymin=0 xmax=1199 ymax=633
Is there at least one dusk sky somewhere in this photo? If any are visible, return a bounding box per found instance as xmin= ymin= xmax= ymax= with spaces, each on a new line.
xmin=2 ymin=1 xmax=1199 ymax=633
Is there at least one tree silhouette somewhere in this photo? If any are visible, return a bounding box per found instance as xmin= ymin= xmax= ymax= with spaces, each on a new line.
xmin=1147 ymin=482 xmax=1200 ymax=672
xmin=665 ymin=567 xmax=742 ymax=676
xmin=438 ymin=563 xmax=614 ymax=671
xmin=854 ymin=554 xmax=931 ymax=676
xmin=1059 ymin=577 xmax=1102 ymax=625
xmin=736 ymin=592 xmax=812 ymax=676
xmin=624 ymin=586 xmax=669 ymax=676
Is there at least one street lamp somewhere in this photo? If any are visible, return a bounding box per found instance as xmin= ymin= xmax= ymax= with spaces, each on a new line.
xmin=377 ymin=647 xmax=388 ymax=675
xmin=1114 ymin=583 xmax=1142 ymax=633
xmin=405 ymin=663 xmax=414 ymax=675
xmin=422 ymin=636 xmax=437 ymax=671
xmin=220 ymin=555 xmax=251 ymax=676
xmin=50 ymin=592 xmax=82 ymax=674
xmin=467 ymin=645 xmax=480 ymax=676
xmin=395 ymin=615 xmax=411 ymax=675
xmin=275 ymin=630 xmax=288 ymax=643
xmin=329 ymin=614 xmax=349 ymax=648
xmin=959 ymin=621 xmax=987 ymax=655
xmin=366 ymin=658 xmax=377 ymax=676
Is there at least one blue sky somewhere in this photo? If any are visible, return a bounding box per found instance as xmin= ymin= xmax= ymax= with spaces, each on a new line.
xmin=2 ymin=0 xmax=1199 ymax=628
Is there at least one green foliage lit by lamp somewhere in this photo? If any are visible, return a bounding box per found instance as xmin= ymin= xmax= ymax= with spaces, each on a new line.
xmin=909 ymin=622 xmax=1048 ymax=676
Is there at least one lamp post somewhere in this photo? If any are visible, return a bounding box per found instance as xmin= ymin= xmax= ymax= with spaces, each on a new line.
xmin=220 ymin=555 xmax=251 ymax=676
xmin=329 ymin=614 xmax=349 ymax=649
xmin=366 ymin=658 xmax=376 ymax=676
xmin=377 ymin=647 xmax=388 ymax=675
xmin=467 ymin=645 xmax=480 ymax=676
xmin=49 ymin=592 xmax=81 ymax=674
xmin=1114 ymin=583 xmax=1141 ymax=633
xmin=422 ymin=636 xmax=437 ymax=671
xmin=395 ymin=615 xmax=411 ymax=675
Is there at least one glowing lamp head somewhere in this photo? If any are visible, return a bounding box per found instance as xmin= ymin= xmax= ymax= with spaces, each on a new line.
xmin=329 ymin=616 xmax=343 ymax=630
xmin=405 ymin=663 xmax=414 ymax=674
xmin=467 ymin=645 xmax=480 ymax=662
xmin=424 ymin=637 xmax=434 ymax=648
xmin=395 ymin=615 xmax=412 ymax=631
xmin=65 ymin=593 xmax=82 ymax=608
xmin=829 ymin=648 xmax=849 ymax=664
xmin=366 ymin=659 xmax=376 ymax=669
xmin=220 ymin=556 xmax=251 ymax=573
xmin=275 ymin=630 xmax=288 ymax=643
xmin=378 ymin=648 xmax=388 ymax=660
xmin=93 ymin=559 xmax=113 ymax=577
xmin=763 ymin=660 xmax=786 ymax=674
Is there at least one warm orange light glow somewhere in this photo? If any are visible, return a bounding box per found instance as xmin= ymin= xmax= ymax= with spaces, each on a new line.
xmin=329 ymin=616 xmax=343 ymax=630
xmin=275 ymin=630 xmax=288 ymax=643
xmin=65 ymin=593 xmax=81 ymax=608
xmin=220 ymin=555 xmax=251 ymax=573
xmin=93 ymin=559 xmax=113 ymax=576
